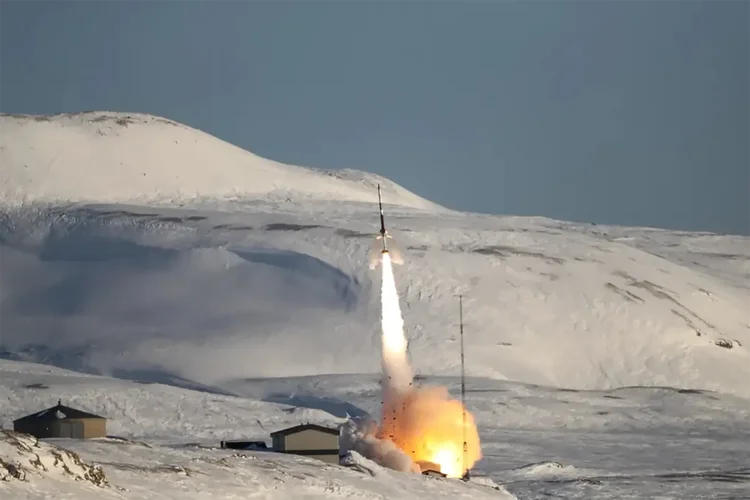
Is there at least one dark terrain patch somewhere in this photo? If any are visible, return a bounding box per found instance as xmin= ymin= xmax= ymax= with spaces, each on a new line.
xmin=23 ymin=383 xmax=49 ymax=390
xmin=263 ymin=223 xmax=325 ymax=231
xmin=604 ymin=282 xmax=644 ymax=303
xmin=714 ymin=339 xmax=734 ymax=349
xmin=655 ymin=469 xmax=750 ymax=484
xmin=335 ymin=229 xmax=372 ymax=238
xmin=212 ymin=224 xmax=254 ymax=231
xmin=671 ymin=309 xmax=705 ymax=337
xmin=613 ymin=272 xmax=720 ymax=337
xmin=473 ymin=245 xmax=565 ymax=264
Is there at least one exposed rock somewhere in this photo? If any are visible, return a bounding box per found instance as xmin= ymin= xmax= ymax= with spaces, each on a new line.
xmin=0 ymin=430 xmax=108 ymax=487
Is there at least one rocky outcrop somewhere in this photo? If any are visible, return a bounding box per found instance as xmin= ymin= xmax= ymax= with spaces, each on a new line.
xmin=0 ymin=430 xmax=108 ymax=487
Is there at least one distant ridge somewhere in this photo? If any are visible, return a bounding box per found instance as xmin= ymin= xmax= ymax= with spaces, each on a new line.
xmin=0 ymin=111 xmax=439 ymax=210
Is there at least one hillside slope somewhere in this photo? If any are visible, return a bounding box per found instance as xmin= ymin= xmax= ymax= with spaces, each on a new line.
xmin=0 ymin=112 xmax=748 ymax=401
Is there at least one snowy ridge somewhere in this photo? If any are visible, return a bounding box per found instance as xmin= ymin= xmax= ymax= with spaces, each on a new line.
xmin=0 ymin=112 xmax=438 ymax=210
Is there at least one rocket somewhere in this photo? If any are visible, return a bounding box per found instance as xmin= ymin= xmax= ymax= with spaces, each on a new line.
xmin=369 ymin=184 xmax=403 ymax=269
xmin=378 ymin=184 xmax=388 ymax=253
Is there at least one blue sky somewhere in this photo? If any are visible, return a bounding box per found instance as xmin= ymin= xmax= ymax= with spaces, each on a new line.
xmin=1 ymin=1 xmax=747 ymax=234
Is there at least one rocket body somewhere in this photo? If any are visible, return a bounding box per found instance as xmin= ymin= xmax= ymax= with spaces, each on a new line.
xmin=369 ymin=184 xmax=403 ymax=269
xmin=378 ymin=184 xmax=388 ymax=252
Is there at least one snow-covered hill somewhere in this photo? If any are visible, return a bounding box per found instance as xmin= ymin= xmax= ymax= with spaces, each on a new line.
xmin=0 ymin=112 xmax=438 ymax=210
xmin=1 ymin=111 xmax=748 ymax=400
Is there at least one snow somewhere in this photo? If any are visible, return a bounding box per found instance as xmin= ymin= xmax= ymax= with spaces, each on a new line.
xmin=0 ymin=427 xmax=513 ymax=500
xmin=1 ymin=111 xmax=749 ymax=499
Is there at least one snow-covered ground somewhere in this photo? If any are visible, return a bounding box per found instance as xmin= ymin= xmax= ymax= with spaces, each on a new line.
xmin=0 ymin=422 xmax=513 ymax=500
xmin=1 ymin=112 xmax=748 ymax=499
xmin=1 ymin=360 xmax=748 ymax=499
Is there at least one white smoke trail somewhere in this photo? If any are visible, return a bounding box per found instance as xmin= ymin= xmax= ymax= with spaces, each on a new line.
xmin=340 ymin=250 xmax=418 ymax=473
xmin=380 ymin=252 xmax=413 ymax=393
xmin=340 ymin=250 xmax=482 ymax=477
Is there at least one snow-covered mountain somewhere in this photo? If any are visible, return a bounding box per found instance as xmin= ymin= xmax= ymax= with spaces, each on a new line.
xmin=1 ymin=111 xmax=747 ymax=397
xmin=1 ymin=111 xmax=748 ymax=499
xmin=0 ymin=111 xmax=438 ymax=210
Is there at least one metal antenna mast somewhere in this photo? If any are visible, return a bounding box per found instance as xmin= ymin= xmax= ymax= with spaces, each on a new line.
xmin=459 ymin=294 xmax=468 ymax=481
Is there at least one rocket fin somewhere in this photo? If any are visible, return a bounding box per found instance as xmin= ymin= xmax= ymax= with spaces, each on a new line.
xmin=368 ymin=235 xmax=403 ymax=269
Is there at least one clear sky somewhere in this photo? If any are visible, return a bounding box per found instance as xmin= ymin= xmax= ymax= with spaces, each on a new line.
xmin=1 ymin=1 xmax=747 ymax=235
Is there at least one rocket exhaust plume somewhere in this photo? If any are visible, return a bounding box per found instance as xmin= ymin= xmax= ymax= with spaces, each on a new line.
xmin=364 ymin=251 xmax=482 ymax=478
xmin=379 ymin=252 xmax=412 ymax=391
xmin=341 ymin=184 xmax=481 ymax=478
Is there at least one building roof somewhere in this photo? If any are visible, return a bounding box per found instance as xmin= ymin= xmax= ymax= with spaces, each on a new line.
xmin=13 ymin=400 xmax=105 ymax=423
xmin=270 ymin=423 xmax=340 ymax=437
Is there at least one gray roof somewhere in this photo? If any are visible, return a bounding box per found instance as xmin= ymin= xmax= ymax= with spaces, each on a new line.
xmin=14 ymin=401 xmax=104 ymax=423
xmin=270 ymin=423 xmax=340 ymax=437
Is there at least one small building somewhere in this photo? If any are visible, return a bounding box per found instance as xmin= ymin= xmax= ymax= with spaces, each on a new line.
xmin=270 ymin=423 xmax=340 ymax=464
xmin=13 ymin=400 xmax=106 ymax=439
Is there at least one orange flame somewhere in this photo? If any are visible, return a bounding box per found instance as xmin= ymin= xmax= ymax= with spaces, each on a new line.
xmin=376 ymin=252 xmax=481 ymax=477
xmin=377 ymin=385 xmax=482 ymax=477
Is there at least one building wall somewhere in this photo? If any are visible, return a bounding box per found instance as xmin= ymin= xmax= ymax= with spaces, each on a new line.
xmin=13 ymin=420 xmax=53 ymax=438
xmin=13 ymin=418 xmax=106 ymax=439
xmin=280 ymin=429 xmax=339 ymax=452
xmin=52 ymin=420 xmax=84 ymax=438
xmin=81 ymin=418 xmax=106 ymax=438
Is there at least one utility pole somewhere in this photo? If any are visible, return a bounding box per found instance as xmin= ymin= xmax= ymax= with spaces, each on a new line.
xmin=459 ymin=294 xmax=469 ymax=481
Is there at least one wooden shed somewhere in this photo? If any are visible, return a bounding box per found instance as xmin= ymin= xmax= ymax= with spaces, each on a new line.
xmin=270 ymin=423 xmax=340 ymax=464
xmin=13 ymin=400 xmax=106 ymax=439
